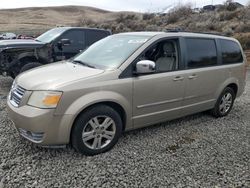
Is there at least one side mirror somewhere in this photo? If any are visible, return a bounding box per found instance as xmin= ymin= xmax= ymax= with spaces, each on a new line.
xmin=57 ymin=39 xmax=71 ymax=50
xmin=61 ymin=39 xmax=71 ymax=46
xmin=136 ymin=60 xmax=156 ymax=74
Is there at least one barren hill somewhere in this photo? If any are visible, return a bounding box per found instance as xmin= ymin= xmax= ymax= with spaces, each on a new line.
xmin=0 ymin=6 xmax=140 ymax=33
xmin=0 ymin=5 xmax=250 ymax=57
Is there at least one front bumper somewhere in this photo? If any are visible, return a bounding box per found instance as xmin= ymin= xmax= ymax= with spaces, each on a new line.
xmin=7 ymin=100 xmax=74 ymax=145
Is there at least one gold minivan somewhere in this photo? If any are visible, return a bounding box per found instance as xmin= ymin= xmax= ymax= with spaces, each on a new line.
xmin=7 ymin=32 xmax=247 ymax=155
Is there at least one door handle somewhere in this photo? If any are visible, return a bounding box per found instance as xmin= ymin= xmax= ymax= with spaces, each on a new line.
xmin=173 ymin=76 xmax=184 ymax=81
xmin=188 ymin=74 xmax=198 ymax=79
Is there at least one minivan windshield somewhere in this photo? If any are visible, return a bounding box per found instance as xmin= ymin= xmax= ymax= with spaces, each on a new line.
xmin=36 ymin=28 xmax=67 ymax=43
xmin=73 ymin=35 xmax=151 ymax=70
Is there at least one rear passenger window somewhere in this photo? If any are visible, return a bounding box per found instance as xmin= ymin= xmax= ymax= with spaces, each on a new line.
xmin=186 ymin=38 xmax=217 ymax=68
xmin=220 ymin=39 xmax=243 ymax=64
xmin=86 ymin=30 xmax=109 ymax=47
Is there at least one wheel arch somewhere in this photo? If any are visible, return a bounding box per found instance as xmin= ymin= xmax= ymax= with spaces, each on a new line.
xmin=69 ymin=101 xmax=128 ymax=145
xmin=73 ymin=101 xmax=127 ymax=131
xmin=9 ymin=51 xmax=48 ymax=69
xmin=215 ymin=78 xmax=239 ymax=100
xmin=18 ymin=54 xmax=48 ymax=65
xmin=226 ymin=83 xmax=238 ymax=97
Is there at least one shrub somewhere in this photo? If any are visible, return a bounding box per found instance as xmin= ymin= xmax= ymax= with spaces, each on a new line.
xmin=76 ymin=18 xmax=95 ymax=27
xmin=234 ymin=33 xmax=250 ymax=50
xmin=125 ymin=14 xmax=138 ymax=20
xmin=167 ymin=4 xmax=193 ymax=24
xmin=219 ymin=11 xmax=238 ymax=21
xmin=116 ymin=14 xmax=126 ymax=23
xmin=222 ymin=26 xmax=234 ymax=36
xmin=116 ymin=13 xmax=138 ymax=23
xmin=235 ymin=23 xmax=250 ymax=33
xmin=142 ymin=13 xmax=155 ymax=20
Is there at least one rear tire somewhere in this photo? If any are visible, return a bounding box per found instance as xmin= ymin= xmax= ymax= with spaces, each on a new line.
xmin=211 ymin=87 xmax=235 ymax=118
xmin=71 ymin=105 xmax=123 ymax=155
xmin=20 ymin=62 xmax=42 ymax=73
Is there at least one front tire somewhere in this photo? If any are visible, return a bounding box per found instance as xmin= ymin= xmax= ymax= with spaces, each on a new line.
xmin=71 ymin=105 xmax=123 ymax=155
xmin=211 ymin=87 xmax=235 ymax=117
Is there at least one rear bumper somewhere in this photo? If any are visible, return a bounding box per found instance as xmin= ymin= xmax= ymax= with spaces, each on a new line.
xmin=7 ymin=100 xmax=74 ymax=145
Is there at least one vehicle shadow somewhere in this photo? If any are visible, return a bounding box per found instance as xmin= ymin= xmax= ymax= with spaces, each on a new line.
xmin=23 ymin=111 xmax=212 ymax=157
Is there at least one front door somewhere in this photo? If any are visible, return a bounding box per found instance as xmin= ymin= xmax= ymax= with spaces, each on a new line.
xmin=53 ymin=29 xmax=85 ymax=61
xmin=132 ymin=39 xmax=186 ymax=128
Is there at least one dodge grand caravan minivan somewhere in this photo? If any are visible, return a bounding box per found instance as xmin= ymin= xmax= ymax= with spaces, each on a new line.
xmin=7 ymin=32 xmax=247 ymax=155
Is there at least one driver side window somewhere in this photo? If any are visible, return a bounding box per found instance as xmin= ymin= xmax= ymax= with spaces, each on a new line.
xmin=55 ymin=30 xmax=85 ymax=53
xmin=139 ymin=39 xmax=179 ymax=73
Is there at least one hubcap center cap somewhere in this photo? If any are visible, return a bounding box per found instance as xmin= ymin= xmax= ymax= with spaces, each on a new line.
xmin=95 ymin=128 xmax=103 ymax=135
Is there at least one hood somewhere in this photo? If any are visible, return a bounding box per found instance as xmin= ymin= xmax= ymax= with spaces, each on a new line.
xmin=0 ymin=39 xmax=45 ymax=49
xmin=16 ymin=61 xmax=104 ymax=90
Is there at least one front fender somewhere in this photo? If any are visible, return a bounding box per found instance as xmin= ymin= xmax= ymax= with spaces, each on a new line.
xmin=7 ymin=51 xmax=37 ymax=69
xmin=17 ymin=51 xmax=36 ymax=60
xmin=57 ymin=91 xmax=133 ymax=132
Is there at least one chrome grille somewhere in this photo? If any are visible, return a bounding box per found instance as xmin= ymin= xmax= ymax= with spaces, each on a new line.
xmin=9 ymin=85 xmax=26 ymax=107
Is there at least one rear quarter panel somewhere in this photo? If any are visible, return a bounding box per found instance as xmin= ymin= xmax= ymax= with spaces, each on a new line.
xmin=214 ymin=63 xmax=245 ymax=99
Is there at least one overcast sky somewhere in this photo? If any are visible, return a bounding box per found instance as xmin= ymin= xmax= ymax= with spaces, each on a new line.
xmin=0 ymin=0 xmax=248 ymax=12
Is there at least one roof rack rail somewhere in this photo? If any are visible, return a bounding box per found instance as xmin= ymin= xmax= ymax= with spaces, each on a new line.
xmin=165 ymin=28 xmax=184 ymax=32
xmin=184 ymin=31 xmax=227 ymax=37
xmin=164 ymin=28 xmax=227 ymax=37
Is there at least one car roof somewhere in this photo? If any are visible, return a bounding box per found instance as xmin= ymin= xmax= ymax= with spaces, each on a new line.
xmin=117 ymin=32 xmax=164 ymax=37
xmin=54 ymin=27 xmax=111 ymax=33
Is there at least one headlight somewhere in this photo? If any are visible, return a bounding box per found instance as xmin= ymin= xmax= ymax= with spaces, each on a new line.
xmin=11 ymin=80 xmax=16 ymax=89
xmin=9 ymin=80 xmax=16 ymax=100
xmin=27 ymin=91 xmax=62 ymax=109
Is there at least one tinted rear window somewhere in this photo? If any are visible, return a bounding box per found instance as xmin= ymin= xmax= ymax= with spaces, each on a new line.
xmin=186 ymin=38 xmax=217 ymax=68
xmin=86 ymin=30 xmax=109 ymax=47
xmin=220 ymin=39 xmax=243 ymax=64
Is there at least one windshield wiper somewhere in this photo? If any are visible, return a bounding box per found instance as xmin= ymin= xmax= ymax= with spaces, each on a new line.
xmin=72 ymin=60 xmax=96 ymax=69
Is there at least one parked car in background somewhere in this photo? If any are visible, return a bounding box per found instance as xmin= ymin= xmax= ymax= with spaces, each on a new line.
xmin=0 ymin=32 xmax=17 ymax=40
xmin=17 ymin=35 xmax=35 ymax=40
xmin=7 ymin=31 xmax=247 ymax=155
xmin=0 ymin=27 xmax=111 ymax=78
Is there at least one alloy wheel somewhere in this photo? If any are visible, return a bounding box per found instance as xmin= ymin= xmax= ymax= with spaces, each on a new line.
xmin=82 ymin=116 xmax=116 ymax=150
xmin=219 ymin=92 xmax=233 ymax=114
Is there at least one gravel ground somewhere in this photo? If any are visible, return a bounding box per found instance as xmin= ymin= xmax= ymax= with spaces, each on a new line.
xmin=0 ymin=72 xmax=249 ymax=188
